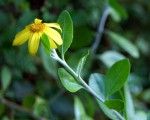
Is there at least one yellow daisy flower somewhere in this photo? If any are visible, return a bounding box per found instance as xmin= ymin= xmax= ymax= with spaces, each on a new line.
xmin=13 ymin=18 xmax=62 ymax=55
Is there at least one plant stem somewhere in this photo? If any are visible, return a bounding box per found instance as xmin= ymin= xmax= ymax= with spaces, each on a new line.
xmin=51 ymin=50 xmax=125 ymax=120
xmin=51 ymin=50 xmax=104 ymax=103
xmin=61 ymin=59 xmax=104 ymax=103
xmin=51 ymin=50 xmax=104 ymax=102
xmin=0 ymin=97 xmax=48 ymax=120
xmin=91 ymin=6 xmax=110 ymax=55
xmin=112 ymin=110 xmax=125 ymax=120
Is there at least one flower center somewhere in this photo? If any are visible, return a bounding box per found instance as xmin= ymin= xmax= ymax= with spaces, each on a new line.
xmin=30 ymin=23 xmax=45 ymax=32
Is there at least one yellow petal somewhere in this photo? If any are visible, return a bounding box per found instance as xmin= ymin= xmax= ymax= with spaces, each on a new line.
xmin=34 ymin=18 xmax=42 ymax=24
xmin=48 ymin=37 xmax=57 ymax=49
xmin=13 ymin=28 xmax=31 ymax=46
xmin=28 ymin=33 xmax=41 ymax=55
xmin=44 ymin=27 xmax=63 ymax=45
xmin=44 ymin=23 xmax=62 ymax=32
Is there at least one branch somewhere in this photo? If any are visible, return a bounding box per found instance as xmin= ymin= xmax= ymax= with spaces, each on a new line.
xmin=91 ymin=7 xmax=110 ymax=55
xmin=0 ymin=97 xmax=48 ymax=120
xmin=51 ymin=50 xmax=125 ymax=120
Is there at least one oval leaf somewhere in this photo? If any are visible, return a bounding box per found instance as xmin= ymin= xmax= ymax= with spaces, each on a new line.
xmin=89 ymin=74 xmax=119 ymax=119
xmin=1 ymin=66 xmax=12 ymax=91
xmin=107 ymin=31 xmax=139 ymax=58
xmin=108 ymin=0 xmax=127 ymax=22
xmin=98 ymin=50 xmax=125 ymax=68
xmin=33 ymin=96 xmax=47 ymax=117
xmin=97 ymin=100 xmax=119 ymax=120
xmin=57 ymin=10 xmax=73 ymax=58
xmin=74 ymin=96 xmax=86 ymax=120
xmin=105 ymin=59 xmax=130 ymax=98
xmin=108 ymin=7 xmax=121 ymax=22
xmin=89 ymin=73 xmax=105 ymax=100
xmin=104 ymin=99 xmax=124 ymax=111
xmin=74 ymin=96 xmax=93 ymax=120
xmin=76 ymin=50 xmax=89 ymax=76
xmin=58 ymin=68 xmax=83 ymax=92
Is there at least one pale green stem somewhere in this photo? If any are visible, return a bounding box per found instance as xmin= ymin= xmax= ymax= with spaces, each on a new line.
xmin=51 ymin=50 xmax=104 ymax=103
xmin=51 ymin=49 xmax=125 ymax=120
xmin=112 ymin=110 xmax=125 ymax=120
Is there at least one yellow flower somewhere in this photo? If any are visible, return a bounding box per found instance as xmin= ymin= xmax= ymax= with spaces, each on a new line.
xmin=13 ymin=18 xmax=62 ymax=55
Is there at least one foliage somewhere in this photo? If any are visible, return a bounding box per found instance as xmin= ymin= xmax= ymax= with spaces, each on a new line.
xmin=0 ymin=0 xmax=150 ymax=120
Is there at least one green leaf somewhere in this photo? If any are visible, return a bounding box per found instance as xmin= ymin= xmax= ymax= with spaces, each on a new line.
xmin=76 ymin=50 xmax=89 ymax=76
xmin=104 ymin=99 xmax=124 ymax=111
xmin=124 ymin=84 xmax=135 ymax=120
xmin=34 ymin=96 xmax=48 ymax=117
xmin=89 ymin=73 xmax=119 ymax=120
xmin=74 ymin=96 xmax=93 ymax=120
xmin=135 ymin=111 xmax=147 ymax=120
xmin=82 ymin=92 xmax=95 ymax=117
xmin=97 ymin=100 xmax=119 ymax=120
xmin=89 ymin=73 xmax=105 ymax=100
xmin=108 ymin=7 xmax=121 ymax=22
xmin=1 ymin=66 xmax=12 ymax=91
xmin=67 ymin=49 xmax=90 ymax=76
xmin=80 ymin=115 xmax=93 ymax=120
xmin=105 ymin=59 xmax=130 ymax=98
xmin=108 ymin=0 xmax=127 ymax=22
xmin=23 ymin=94 xmax=35 ymax=109
xmin=58 ymin=68 xmax=83 ymax=92
xmin=40 ymin=48 xmax=58 ymax=79
xmin=74 ymin=96 xmax=86 ymax=120
xmin=71 ymin=26 xmax=93 ymax=49
xmin=98 ymin=50 xmax=125 ymax=68
xmin=106 ymin=31 xmax=139 ymax=58
xmin=41 ymin=33 xmax=50 ymax=55
xmin=137 ymin=37 xmax=149 ymax=56
xmin=57 ymin=10 xmax=73 ymax=58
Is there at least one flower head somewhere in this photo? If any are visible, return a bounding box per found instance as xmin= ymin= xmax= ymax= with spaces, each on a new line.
xmin=13 ymin=18 xmax=62 ymax=55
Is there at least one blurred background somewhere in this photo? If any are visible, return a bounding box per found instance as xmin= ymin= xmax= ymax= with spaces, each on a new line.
xmin=0 ymin=0 xmax=150 ymax=120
